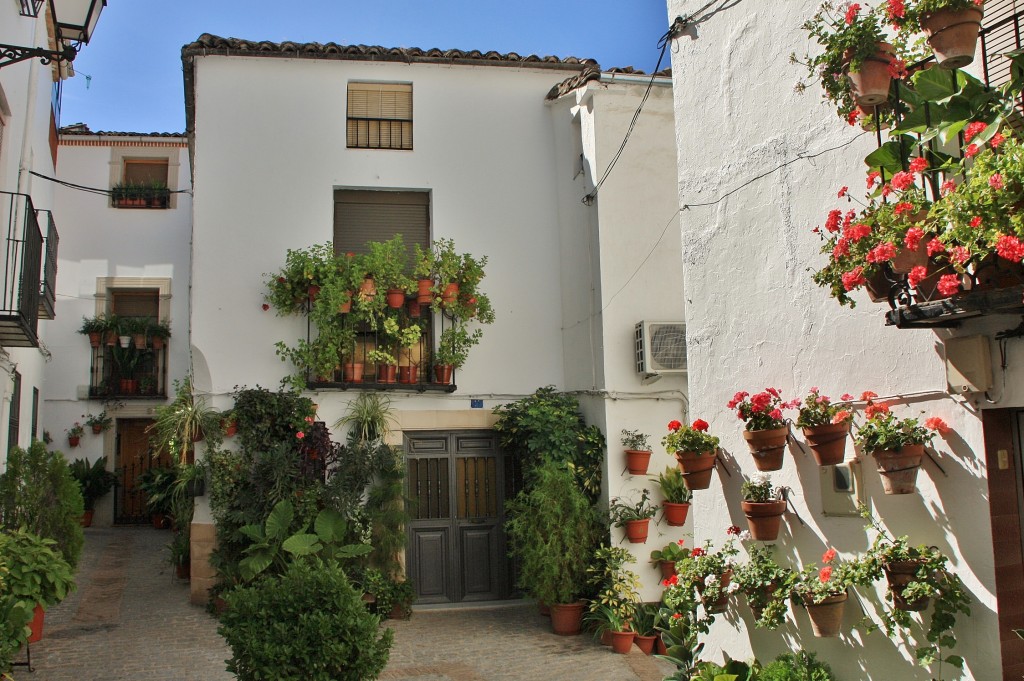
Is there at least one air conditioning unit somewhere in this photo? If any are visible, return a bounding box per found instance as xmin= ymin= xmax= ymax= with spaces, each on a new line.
xmin=635 ymin=321 xmax=687 ymax=376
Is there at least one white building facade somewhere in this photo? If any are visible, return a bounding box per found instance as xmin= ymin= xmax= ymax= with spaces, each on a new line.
xmin=666 ymin=0 xmax=1022 ymax=679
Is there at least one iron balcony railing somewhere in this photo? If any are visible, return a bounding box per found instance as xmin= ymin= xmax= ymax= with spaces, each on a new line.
xmin=863 ymin=8 xmax=1024 ymax=328
xmin=37 ymin=209 xmax=58 ymax=320
xmin=0 ymin=191 xmax=44 ymax=347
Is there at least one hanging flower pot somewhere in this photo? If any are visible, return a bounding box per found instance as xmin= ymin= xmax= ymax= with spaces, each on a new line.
xmin=674 ymin=450 xmax=717 ymax=490
xmin=661 ymin=501 xmax=690 ymax=527
xmin=406 ymin=298 xmax=422 ymax=318
xmin=802 ymin=423 xmax=850 ymax=466
xmin=883 ymin=560 xmax=930 ymax=612
xmin=803 ymin=592 xmax=847 ymax=638
xmin=152 ymin=336 xmax=165 ymax=350
xmin=549 ymin=601 xmax=585 ymax=636
xmin=416 ymin=278 xmax=434 ymax=304
xmin=386 ymin=289 xmax=405 ymax=309
xmin=920 ymin=7 xmax=983 ymax=69
xmin=846 ymin=42 xmax=894 ymax=107
xmin=105 ymin=330 xmax=118 ymax=346
xmin=870 ymin=444 xmax=924 ymax=494
xmin=624 ymin=518 xmax=650 ymax=544
xmin=741 ymin=499 xmax=787 ymax=541
xmin=27 ymin=604 xmax=45 ymax=643
xmin=343 ymin=362 xmax=365 ymax=383
xmin=132 ymin=333 xmax=147 ymax=350
xmin=890 ymin=230 xmax=931 ymax=274
xmin=91 ymin=423 xmax=103 ymax=435
xmin=358 ymin=276 xmax=377 ymax=301
xmin=695 ymin=570 xmax=733 ymax=614
xmin=88 ymin=332 xmax=101 ymax=348
xmin=624 ymin=448 xmax=652 ymax=476
xmin=398 ymin=365 xmax=419 ymax=384
xmin=742 ymin=427 xmax=789 ymax=471
xmin=658 ymin=560 xmax=677 ymax=581
xmin=307 ymin=285 xmax=321 ymax=302
xmin=68 ymin=435 xmax=81 ymax=448
xmin=441 ymin=282 xmax=459 ymax=306
xmin=118 ymin=335 xmax=131 ymax=348
xmin=80 ymin=509 xmax=95 ymax=527
xmin=609 ymin=629 xmax=635 ymax=654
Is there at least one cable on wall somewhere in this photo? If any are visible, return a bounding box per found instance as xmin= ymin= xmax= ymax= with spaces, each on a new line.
xmin=28 ymin=170 xmax=192 ymax=196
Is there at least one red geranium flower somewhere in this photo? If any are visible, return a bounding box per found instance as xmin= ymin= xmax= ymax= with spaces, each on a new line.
xmin=727 ymin=525 xmax=742 ymax=536
xmin=692 ymin=419 xmax=709 ymax=432
xmin=844 ymin=3 xmax=861 ymax=24
xmin=866 ymin=171 xmax=881 ymax=188
xmin=860 ymin=390 xmax=878 ymax=401
xmin=691 ymin=548 xmax=706 ymax=558
xmin=837 ymin=186 xmax=849 ymax=198
xmin=888 ymin=58 xmax=908 ymax=80
xmin=964 ymin=143 xmax=980 ymax=158
xmin=989 ymin=173 xmax=1004 ymax=190
xmin=904 ymin=227 xmax=924 ymax=250
xmin=941 ymin=179 xmax=957 ymax=195
xmin=927 ymin=239 xmax=946 ymax=257
xmin=668 ymin=420 xmax=682 ymax=432
xmin=907 ymin=265 xmax=928 ymax=289
xmin=822 ymin=548 xmax=837 ymax=563
xmin=890 ymin=171 xmax=914 ymax=191
xmin=925 ymin=417 xmax=951 ymax=435
xmin=964 ymin=121 xmax=987 ymax=142
xmin=997 ymin=234 xmax=1024 ymax=262
xmin=296 ymin=431 xmax=306 ymax=440
xmin=262 ymin=303 xmax=270 ymax=311
xmin=970 ymin=216 xmax=983 ymax=228
xmin=819 ymin=566 xmax=833 ymax=583
xmin=909 ymin=157 xmax=928 ymax=174
xmin=841 ymin=267 xmax=866 ymax=291
xmin=991 ymin=133 xmax=1006 ymax=148
xmin=938 ymin=274 xmax=962 ymax=297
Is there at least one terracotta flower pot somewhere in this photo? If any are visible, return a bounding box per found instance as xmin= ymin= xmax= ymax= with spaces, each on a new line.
xmin=386 ymin=289 xmax=405 ymax=309
xmin=884 ymin=560 xmax=930 ymax=611
xmin=88 ymin=332 xmax=101 ymax=348
xmin=307 ymin=285 xmax=321 ymax=302
xmin=659 ymin=560 xmax=678 ymax=580
xmin=870 ymin=444 xmax=925 ymax=494
xmin=865 ymin=266 xmax=894 ymax=303
xmin=91 ymin=424 xmax=104 ymax=435
xmin=695 ymin=570 xmax=733 ymax=614
xmin=634 ymin=634 xmax=656 ymax=656
xmin=891 ymin=230 xmax=931 ymax=274
xmin=662 ymin=501 xmax=690 ymax=527
xmin=624 ymin=448 xmax=652 ymax=475
xmin=376 ymin=365 xmax=397 ymax=384
xmin=549 ymin=601 xmax=585 ymax=636
xmin=416 ymin=279 xmax=434 ymax=304
xmin=624 ymin=518 xmax=650 ymax=544
xmin=609 ymin=629 xmax=635 ymax=654
xmin=132 ymin=333 xmax=148 ymax=349
xmin=338 ymin=296 xmax=352 ymax=314
xmin=921 ymin=7 xmax=983 ymax=69
xmin=398 ymin=365 xmax=419 ymax=384
xmin=804 ymin=592 xmax=847 ymax=638
xmin=742 ymin=426 xmax=789 ymax=471
xmin=80 ymin=509 xmax=94 ymax=527
xmin=359 ymin=276 xmax=377 ymax=301
xmin=674 ymin=450 xmax=717 ymax=490
xmin=152 ymin=336 xmax=165 ymax=350
xmin=847 ymin=42 xmax=894 ymax=106
xmin=406 ymin=298 xmax=422 ymax=318
xmin=741 ymin=499 xmax=787 ymax=541
xmin=105 ymin=331 xmax=118 ymax=346
xmin=222 ymin=420 xmax=238 ymax=438
xmin=802 ymin=423 xmax=850 ymax=466
xmin=68 ymin=435 xmax=81 ymax=447
xmin=343 ymin=362 xmax=364 ymax=383
xmin=27 ymin=604 xmax=44 ymax=643
xmin=441 ymin=282 xmax=459 ymax=306
xmin=434 ymin=364 xmax=454 ymax=385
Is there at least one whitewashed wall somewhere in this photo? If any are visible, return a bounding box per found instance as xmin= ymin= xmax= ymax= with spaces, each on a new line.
xmin=666 ymin=0 xmax=1004 ymax=678
xmin=41 ymin=137 xmax=192 ymax=514
xmin=189 ymin=56 xmax=584 ymax=417
xmin=0 ymin=5 xmax=65 ymax=469
xmin=548 ymin=78 xmax=689 ymax=600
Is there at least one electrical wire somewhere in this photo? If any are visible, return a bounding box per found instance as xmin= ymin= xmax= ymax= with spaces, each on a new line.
xmin=28 ymin=170 xmax=192 ymax=196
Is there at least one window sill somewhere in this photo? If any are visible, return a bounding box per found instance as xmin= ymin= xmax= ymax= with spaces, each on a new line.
xmin=308 ymin=380 xmax=456 ymax=394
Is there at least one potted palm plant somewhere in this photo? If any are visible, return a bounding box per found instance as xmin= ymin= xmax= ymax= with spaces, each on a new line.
xmin=654 ymin=465 xmax=692 ymax=526
xmin=68 ymin=457 xmax=117 ymax=527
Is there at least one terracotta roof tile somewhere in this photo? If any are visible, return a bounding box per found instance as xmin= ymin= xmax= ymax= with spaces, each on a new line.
xmin=59 ymin=123 xmax=184 ymax=137
xmin=545 ymin=66 xmax=673 ymax=101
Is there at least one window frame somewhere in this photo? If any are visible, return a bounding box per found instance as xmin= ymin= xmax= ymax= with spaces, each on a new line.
xmin=346 ymin=81 xmax=414 ymax=151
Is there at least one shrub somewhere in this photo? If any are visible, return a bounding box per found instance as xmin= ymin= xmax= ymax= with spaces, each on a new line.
xmin=218 ymin=560 xmax=393 ymax=681
xmin=759 ymin=650 xmax=836 ymax=681
xmin=0 ymin=441 xmax=84 ymax=567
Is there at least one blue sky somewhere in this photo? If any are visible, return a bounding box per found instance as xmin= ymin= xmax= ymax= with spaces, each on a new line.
xmin=59 ymin=1 xmax=670 ymax=133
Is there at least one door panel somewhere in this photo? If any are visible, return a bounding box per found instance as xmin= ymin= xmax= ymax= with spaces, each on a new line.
xmin=406 ymin=430 xmax=508 ymax=604
xmin=114 ymin=419 xmax=170 ymax=524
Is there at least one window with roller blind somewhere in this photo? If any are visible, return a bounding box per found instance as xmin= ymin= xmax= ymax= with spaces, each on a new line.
xmin=347 ymin=82 xmax=413 ymax=150
xmin=333 ymin=190 xmax=429 ymax=258
xmin=123 ymin=158 xmax=169 ymax=186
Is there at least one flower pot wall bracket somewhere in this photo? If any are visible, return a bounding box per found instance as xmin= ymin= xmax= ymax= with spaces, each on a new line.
xmin=778 ymin=486 xmax=806 ymax=529
xmin=923 ymin=445 xmax=948 ymax=478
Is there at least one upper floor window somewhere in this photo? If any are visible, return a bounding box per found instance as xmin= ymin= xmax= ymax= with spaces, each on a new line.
xmin=347 ymin=82 xmax=413 ymax=150
xmin=112 ymin=158 xmax=170 ymax=209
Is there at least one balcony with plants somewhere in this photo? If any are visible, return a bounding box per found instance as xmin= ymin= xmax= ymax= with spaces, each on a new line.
xmin=801 ymin=1 xmax=1024 ymax=328
xmin=78 ymin=315 xmax=170 ymax=398
xmin=265 ymin=235 xmax=494 ymax=392
xmin=110 ymin=180 xmax=171 ymax=209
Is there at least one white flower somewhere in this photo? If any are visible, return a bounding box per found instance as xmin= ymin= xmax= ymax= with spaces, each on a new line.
xmin=739 ymin=530 xmax=752 ymax=542
xmin=751 ymin=472 xmax=771 ymax=486
xmin=704 ymin=574 xmax=719 ymax=586
xmin=727 ymin=583 xmax=740 ymax=594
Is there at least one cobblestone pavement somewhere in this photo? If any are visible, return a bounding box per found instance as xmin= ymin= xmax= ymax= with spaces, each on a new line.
xmin=12 ymin=527 xmax=672 ymax=681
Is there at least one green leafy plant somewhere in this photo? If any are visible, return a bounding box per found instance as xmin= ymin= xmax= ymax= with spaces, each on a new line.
xmin=690 ymin=658 xmax=756 ymax=681
xmin=857 ymin=508 xmax=970 ymax=671
xmin=68 ymin=457 xmax=117 ymax=511
xmin=889 ymin=0 xmax=985 ymax=29
xmin=620 ymin=429 xmax=650 ymax=450
xmin=137 ymin=467 xmax=178 ymax=517
xmin=732 ymin=543 xmax=795 ymax=630
xmin=650 ymin=539 xmax=689 ymax=566
xmin=671 ymin=531 xmax=741 ymax=607
xmin=147 ymin=318 xmax=171 ymax=342
xmin=795 ymin=388 xmax=855 ymax=428
xmin=237 ymin=500 xmax=371 ymax=582
xmin=0 ymin=528 xmax=76 ymax=607
xmin=758 ymin=650 xmax=836 ymax=681
xmin=149 ymin=377 xmax=223 ymax=465
xmin=740 ymin=472 xmax=782 ymax=503
xmin=0 ymin=441 xmax=84 ymax=567
xmin=608 ymin=488 xmax=658 ymax=526
xmin=728 ymin=389 xmax=795 ymax=431
xmin=83 ymin=411 xmax=113 ymax=432
xmin=77 ymin=314 xmax=108 ymax=335
xmin=218 ymin=560 xmax=393 ymax=681
xmin=790 ymin=546 xmax=871 ymax=605
xmin=654 ymin=466 xmax=693 ymax=504
xmin=662 ymin=418 xmax=720 ymax=454
xmin=504 ymin=460 xmax=602 ymax=605
xmin=264 ymin=242 xmax=337 ymax=315
xmin=66 ymin=422 xmax=85 ymax=439
xmin=655 ymin=595 xmax=712 ymax=679
xmin=853 ymin=398 xmax=937 ymax=452
xmin=364 ymin=234 xmax=413 ymax=293
xmin=585 ymin=546 xmax=640 ymax=625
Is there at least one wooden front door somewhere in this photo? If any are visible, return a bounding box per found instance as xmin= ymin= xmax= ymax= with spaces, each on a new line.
xmin=114 ymin=419 xmax=169 ymax=524
xmin=405 ymin=431 xmax=510 ymax=604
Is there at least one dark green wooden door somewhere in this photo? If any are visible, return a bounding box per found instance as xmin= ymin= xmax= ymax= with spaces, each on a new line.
xmin=405 ymin=431 xmax=508 ymax=604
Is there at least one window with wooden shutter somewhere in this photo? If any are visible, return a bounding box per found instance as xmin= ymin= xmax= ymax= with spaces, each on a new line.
xmin=111 ymin=290 xmax=160 ymax=319
xmin=333 ymin=190 xmax=429 ymax=260
xmin=123 ymin=159 xmax=169 ymax=186
xmin=347 ymin=82 xmax=413 ymax=150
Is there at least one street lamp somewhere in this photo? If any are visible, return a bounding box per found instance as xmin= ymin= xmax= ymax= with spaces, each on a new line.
xmin=0 ymin=0 xmax=106 ymax=69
